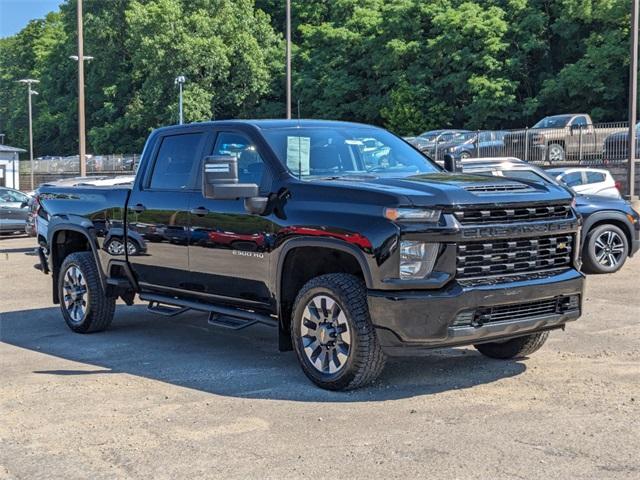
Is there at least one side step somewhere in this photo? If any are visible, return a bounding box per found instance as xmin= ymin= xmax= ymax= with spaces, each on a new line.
xmin=139 ymin=293 xmax=277 ymax=330
xmin=147 ymin=301 xmax=190 ymax=317
xmin=208 ymin=313 xmax=260 ymax=330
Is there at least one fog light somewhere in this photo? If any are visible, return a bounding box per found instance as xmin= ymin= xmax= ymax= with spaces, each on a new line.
xmin=399 ymin=241 xmax=439 ymax=279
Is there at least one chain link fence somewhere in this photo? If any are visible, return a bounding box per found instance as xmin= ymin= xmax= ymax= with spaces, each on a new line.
xmin=20 ymin=154 xmax=140 ymax=174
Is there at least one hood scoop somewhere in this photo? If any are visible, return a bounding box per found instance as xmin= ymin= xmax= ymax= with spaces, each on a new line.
xmin=463 ymin=183 xmax=534 ymax=194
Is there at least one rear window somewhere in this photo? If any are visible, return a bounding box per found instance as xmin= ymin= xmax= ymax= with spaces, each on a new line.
xmin=585 ymin=171 xmax=606 ymax=184
xmin=149 ymin=133 xmax=204 ymax=190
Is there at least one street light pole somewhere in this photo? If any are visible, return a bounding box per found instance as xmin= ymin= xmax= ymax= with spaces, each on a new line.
xmin=17 ymin=79 xmax=39 ymax=191
xmin=174 ymin=75 xmax=186 ymax=124
xmin=628 ymin=0 xmax=638 ymax=200
xmin=75 ymin=0 xmax=89 ymax=177
xmin=286 ymin=0 xmax=292 ymax=119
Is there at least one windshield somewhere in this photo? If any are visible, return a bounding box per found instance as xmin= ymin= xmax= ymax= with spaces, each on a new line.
xmin=533 ymin=115 xmax=573 ymax=128
xmin=261 ymin=126 xmax=440 ymax=179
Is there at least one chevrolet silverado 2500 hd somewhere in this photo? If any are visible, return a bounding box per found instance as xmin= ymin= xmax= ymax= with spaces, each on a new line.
xmin=35 ymin=120 xmax=584 ymax=390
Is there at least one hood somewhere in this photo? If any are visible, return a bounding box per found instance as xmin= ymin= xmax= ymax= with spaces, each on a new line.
xmin=575 ymin=194 xmax=631 ymax=211
xmin=316 ymin=172 xmax=573 ymax=208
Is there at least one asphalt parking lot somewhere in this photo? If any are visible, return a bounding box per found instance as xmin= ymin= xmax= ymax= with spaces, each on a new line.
xmin=1 ymin=235 xmax=638 ymax=479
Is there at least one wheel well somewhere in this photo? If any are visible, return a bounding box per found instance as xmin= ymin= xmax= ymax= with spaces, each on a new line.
xmin=585 ymin=219 xmax=632 ymax=250
xmin=279 ymin=246 xmax=365 ymax=344
xmin=548 ymin=140 xmax=565 ymax=149
xmin=51 ymin=230 xmax=93 ymax=304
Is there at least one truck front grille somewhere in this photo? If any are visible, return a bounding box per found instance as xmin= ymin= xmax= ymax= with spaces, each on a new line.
xmin=456 ymin=234 xmax=573 ymax=279
xmin=453 ymin=204 xmax=572 ymax=225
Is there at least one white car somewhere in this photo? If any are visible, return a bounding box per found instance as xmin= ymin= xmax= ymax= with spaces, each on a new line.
xmin=546 ymin=167 xmax=621 ymax=198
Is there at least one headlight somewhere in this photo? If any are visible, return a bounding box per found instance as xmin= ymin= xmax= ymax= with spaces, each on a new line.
xmin=399 ymin=241 xmax=439 ymax=279
xmin=384 ymin=208 xmax=441 ymax=223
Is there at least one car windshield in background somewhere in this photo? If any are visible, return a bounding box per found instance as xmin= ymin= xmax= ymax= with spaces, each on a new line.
xmin=261 ymin=126 xmax=440 ymax=179
xmin=533 ymin=115 xmax=573 ymax=128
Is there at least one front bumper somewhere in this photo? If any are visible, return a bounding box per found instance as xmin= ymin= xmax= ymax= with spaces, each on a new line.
xmin=368 ymin=268 xmax=584 ymax=356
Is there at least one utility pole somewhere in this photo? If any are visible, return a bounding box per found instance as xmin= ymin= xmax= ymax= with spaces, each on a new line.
xmin=175 ymin=75 xmax=186 ymax=124
xmin=17 ymin=79 xmax=39 ymax=191
xmin=286 ymin=0 xmax=292 ymax=119
xmin=628 ymin=0 xmax=638 ymax=201
xmin=77 ymin=0 xmax=87 ymax=176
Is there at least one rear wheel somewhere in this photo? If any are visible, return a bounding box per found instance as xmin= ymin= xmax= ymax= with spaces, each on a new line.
xmin=582 ymin=224 xmax=629 ymax=274
xmin=474 ymin=332 xmax=549 ymax=359
xmin=291 ymin=273 xmax=386 ymax=390
xmin=58 ymin=252 xmax=115 ymax=333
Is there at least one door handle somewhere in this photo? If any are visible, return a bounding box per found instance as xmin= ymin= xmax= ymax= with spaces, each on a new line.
xmin=190 ymin=207 xmax=210 ymax=216
xmin=131 ymin=203 xmax=146 ymax=213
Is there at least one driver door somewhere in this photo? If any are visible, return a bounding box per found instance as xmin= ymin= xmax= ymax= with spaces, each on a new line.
xmin=186 ymin=130 xmax=275 ymax=308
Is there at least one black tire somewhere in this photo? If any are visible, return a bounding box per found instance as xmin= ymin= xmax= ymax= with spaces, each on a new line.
xmin=58 ymin=251 xmax=115 ymax=333
xmin=582 ymin=224 xmax=629 ymax=274
xmin=474 ymin=331 xmax=549 ymax=359
xmin=291 ymin=273 xmax=386 ymax=390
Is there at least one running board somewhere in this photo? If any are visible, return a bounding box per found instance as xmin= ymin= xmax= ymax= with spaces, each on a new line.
xmin=147 ymin=301 xmax=190 ymax=317
xmin=139 ymin=293 xmax=277 ymax=329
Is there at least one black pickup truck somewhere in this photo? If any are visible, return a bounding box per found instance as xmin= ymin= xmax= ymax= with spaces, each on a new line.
xmin=35 ymin=120 xmax=584 ymax=390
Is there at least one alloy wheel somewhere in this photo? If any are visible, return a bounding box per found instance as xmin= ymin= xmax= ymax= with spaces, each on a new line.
xmin=300 ymin=295 xmax=352 ymax=374
xmin=548 ymin=145 xmax=565 ymax=162
xmin=62 ymin=265 xmax=89 ymax=323
xmin=594 ymin=230 xmax=625 ymax=268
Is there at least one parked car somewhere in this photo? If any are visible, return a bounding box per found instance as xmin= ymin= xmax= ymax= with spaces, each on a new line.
xmin=546 ymin=167 xmax=621 ymax=199
xmin=35 ymin=120 xmax=584 ymax=390
xmin=0 ymin=187 xmax=30 ymax=235
xmin=458 ymin=157 xmax=639 ymax=274
xmin=602 ymin=121 xmax=640 ymax=162
xmin=503 ymin=114 xmax=625 ymax=163
xmin=447 ymin=131 xmax=508 ymax=159
xmin=409 ymin=129 xmax=472 ymax=160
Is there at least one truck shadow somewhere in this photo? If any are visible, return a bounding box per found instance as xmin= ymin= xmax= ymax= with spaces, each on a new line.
xmin=0 ymin=305 xmax=526 ymax=402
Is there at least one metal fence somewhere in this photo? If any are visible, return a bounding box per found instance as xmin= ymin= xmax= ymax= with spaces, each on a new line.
xmin=412 ymin=121 xmax=637 ymax=165
xmin=20 ymin=154 xmax=140 ymax=174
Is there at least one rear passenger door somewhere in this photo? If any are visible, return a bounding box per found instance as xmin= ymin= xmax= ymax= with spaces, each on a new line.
xmin=126 ymin=129 xmax=208 ymax=291
xmin=186 ymin=130 xmax=275 ymax=308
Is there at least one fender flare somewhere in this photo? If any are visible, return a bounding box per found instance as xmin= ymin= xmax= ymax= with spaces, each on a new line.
xmin=273 ymin=236 xmax=374 ymax=312
xmin=580 ymin=210 xmax=634 ymax=247
xmin=48 ymin=220 xmax=108 ymax=299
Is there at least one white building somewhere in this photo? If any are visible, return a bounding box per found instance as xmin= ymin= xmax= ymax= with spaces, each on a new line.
xmin=0 ymin=144 xmax=26 ymax=189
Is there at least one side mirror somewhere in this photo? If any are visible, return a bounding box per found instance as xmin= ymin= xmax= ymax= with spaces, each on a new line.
xmin=443 ymin=154 xmax=459 ymax=172
xmin=202 ymin=155 xmax=258 ymax=200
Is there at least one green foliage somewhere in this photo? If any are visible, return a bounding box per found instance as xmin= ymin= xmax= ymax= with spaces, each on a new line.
xmin=0 ymin=0 xmax=636 ymax=154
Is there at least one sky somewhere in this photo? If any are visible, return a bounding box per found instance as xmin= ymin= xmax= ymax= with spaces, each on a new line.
xmin=0 ymin=0 xmax=62 ymax=38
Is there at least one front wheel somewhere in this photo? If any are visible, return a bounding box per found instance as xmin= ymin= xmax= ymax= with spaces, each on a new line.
xmin=291 ymin=273 xmax=386 ymax=390
xmin=582 ymin=224 xmax=629 ymax=274
xmin=58 ymin=251 xmax=115 ymax=333
xmin=474 ymin=331 xmax=549 ymax=359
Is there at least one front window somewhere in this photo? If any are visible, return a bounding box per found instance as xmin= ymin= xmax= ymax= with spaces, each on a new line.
xmin=261 ymin=126 xmax=440 ymax=179
xmin=533 ymin=115 xmax=573 ymax=129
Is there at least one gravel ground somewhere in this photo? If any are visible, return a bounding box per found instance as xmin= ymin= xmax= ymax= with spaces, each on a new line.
xmin=1 ymin=235 xmax=638 ymax=479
